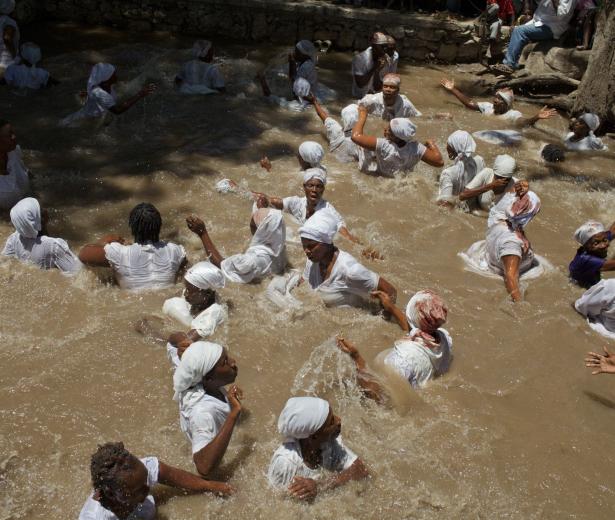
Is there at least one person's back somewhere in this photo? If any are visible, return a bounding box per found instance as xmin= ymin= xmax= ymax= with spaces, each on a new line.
xmin=3 ymin=233 xmax=82 ymax=274
xmin=179 ymin=60 xmax=224 ymax=90
xmin=4 ymin=63 xmax=48 ymax=89
xmin=0 ymin=144 xmax=29 ymax=210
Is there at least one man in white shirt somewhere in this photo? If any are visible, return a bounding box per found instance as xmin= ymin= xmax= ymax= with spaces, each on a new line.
xmin=501 ymin=0 xmax=577 ymax=71
xmin=351 ymin=32 xmax=398 ymax=98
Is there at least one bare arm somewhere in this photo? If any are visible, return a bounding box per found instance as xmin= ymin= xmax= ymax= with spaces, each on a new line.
xmin=502 ymin=255 xmax=522 ymax=302
xmin=376 ymin=276 xmax=397 ymax=304
xmin=252 ymin=192 xmax=284 ymax=210
xmin=351 ymin=107 xmax=378 ymax=151
xmin=459 ymin=178 xmax=508 ymax=201
xmin=186 ymin=215 xmax=225 ymax=268
xmin=338 ymin=226 xmax=362 ymax=245
xmin=600 ymin=260 xmax=615 ymax=272
xmin=421 ymin=140 xmax=444 ymax=167
xmin=158 ymin=461 xmax=234 ymax=496
xmin=515 ymin=106 xmax=557 ymax=128
xmin=78 ymin=234 xmax=125 ymax=267
xmin=309 ymin=95 xmax=329 ymax=123
xmin=440 ymin=79 xmax=480 ymax=111
xmin=322 ymin=458 xmax=369 ymax=491
xmin=371 ymin=291 xmax=409 ymax=332
xmin=108 ymin=84 xmax=156 ymax=115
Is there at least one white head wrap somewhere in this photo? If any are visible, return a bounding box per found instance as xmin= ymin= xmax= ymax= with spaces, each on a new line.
xmin=405 ymin=290 xmax=448 ymax=332
xmin=0 ymin=0 xmax=15 ymax=14
xmin=277 ymin=396 xmax=330 ymax=441
xmin=298 ymin=141 xmax=325 ymax=168
xmin=579 ymin=113 xmax=600 ymax=132
xmin=299 ymin=210 xmax=338 ymax=245
xmin=293 ymin=77 xmax=311 ymax=101
xmin=493 ymin=154 xmax=516 ymax=178
xmin=371 ymin=32 xmax=389 ymax=45
xmin=574 ymin=220 xmax=606 ymax=246
xmin=302 ymin=167 xmax=327 ymax=186
xmin=192 ymin=40 xmax=212 ymax=59
xmin=496 ymin=88 xmax=514 ymax=109
xmin=185 ymin=261 xmax=225 ymax=291
xmin=382 ymin=73 xmax=401 ymax=87
xmin=172 ymin=341 xmax=223 ymax=403
xmin=20 ymin=42 xmax=41 ymax=66
xmin=87 ymin=63 xmax=116 ymax=96
xmin=296 ymin=40 xmax=317 ymax=62
xmin=447 ymin=130 xmax=476 ymax=161
xmin=389 ymin=118 xmax=417 ymax=142
xmin=10 ymin=197 xmax=41 ymax=239
xmin=341 ymin=104 xmax=359 ymax=133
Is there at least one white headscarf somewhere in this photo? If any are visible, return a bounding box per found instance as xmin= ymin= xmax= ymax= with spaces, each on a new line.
xmin=341 ymin=104 xmax=359 ymax=133
xmin=389 ymin=118 xmax=417 ymax=142
xmin=20 ymin=42 xmax=41 ymax=66
xmin=0 ymin=0 xmax=14 ymax=14
xmin=496 ymin=88 xmax=514 ymax=109
xmin=406 ymin=290 xmax=448 ymax=332
xmin=293 ymin=77 xmax=311 ymax=102
xmin=185 ymin=261 xmax=225 ymax=290
xmin=579 ymin=113 xmax=600 ymax=132
xmin=382 ymin=73 xmax=401 ymax=87
xmin=447 ymin=130 xmax=476 ymax=160
xmin=87 ymin=63 xmax=116 ymax=96
xmin=299 ymin=141 xmax=325 ymax=168
xmin=371 ymin=32 xmax=389 ymax=45
xmin=493 ymin=154 xmax=516 ymax=178
xmin=299 ymin=210 xmax=338 ymax=244
xmin=296 ymin=40 xmax=317 ymax=62
xmin=574 ymin=220 xmax=606 ymax=246
xmin=192 ymin=40 xmax=212 ymax=59
xmin=303 ymin=167 xmax=327 ymax=186
xmin=172 ymin=341 xmax=223 ymax=405
xmin=277 ymin=396 xmax=330 ymax=441
xmin=10 ymin=197 xmax=41 ymax=239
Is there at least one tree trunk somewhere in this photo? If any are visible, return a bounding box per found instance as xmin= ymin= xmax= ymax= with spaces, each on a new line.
xmin=573 ymin=0 xmax=615 ymax=130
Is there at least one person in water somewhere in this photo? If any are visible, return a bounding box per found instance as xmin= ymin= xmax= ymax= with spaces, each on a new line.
xmin=60 ymin=63 xmax=156 ymax=126
xmin=352 ymin=106 xmax=443 ymax=177
xmin=564 ymin=113 xmax=607 ymax=151
xmin=175 ymin=39 xmax=225 ymax=94
xmin=2 ymin=197 xmax=82 ymax=274
xmin=78 ymin=441 xmax=233 ymax=520
xmin=259 ymin=139 xmax=327 ymax=175
xmin=358 ymin=73 xmax=421 ymax=121
xmin=0 ymin=118 xmax=29 ymax=210
xmin=585 ymin=346 xmax=615 ymax=376
xmin=351 ymin=31 xmax=398 ymax=98
xmin=267 ymin=396 xmax=369 ymax=500
xmin=0 ymin=0 xmax=19 ymax=77
xmin=3 ymin=42 xmax=58 ymax=90
xmin=78 ymin=202 xmax=187 ymax=291
xmin=186 ymin=207 xmax=286 ymax=284
xmin=459 ymin=153 xmax=517 ymax=212
xmin=173 ymin=341 xmax=242 ymax=478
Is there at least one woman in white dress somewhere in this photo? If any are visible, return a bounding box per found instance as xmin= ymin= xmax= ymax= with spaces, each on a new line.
xmin=175 ymin=39 xmax=225 ymax=95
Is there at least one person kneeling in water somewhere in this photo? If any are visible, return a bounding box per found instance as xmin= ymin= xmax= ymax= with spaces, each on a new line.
xmin=78 ymin=441 xmax=232 ymax=519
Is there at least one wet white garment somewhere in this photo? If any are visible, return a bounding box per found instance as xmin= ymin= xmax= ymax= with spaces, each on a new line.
xmin=60 ymin=86 xmax=117 ymax=126
xmin=220 ymin=210 xmax=286 ymax=284
xmin=485 ymin=222 xmax=536 ymax=275
xmin=296 ymin=59 xmax=317 ymax=91
xmin=437 ymin=155 xmax=485 ymax=204
xmin=265 ymin=270 xmax=302 ymax=310
xmin=162 ymin=298 xmax=227 ymax=336
xmin=0 ymin=146 xmax=29 ymax=209
xmin=0 ymin=15 xmax=19 ymax=70
xmin=359 ymin=138 xmax=426 ymax=177
xmin=477 ymin=102 xmax=522 ymax=121
xmin=179 ymin=388 xmax=230 ymax=453
xmin=359 ymin=92 xmax=422 ymax=121
xmin=282 ymin=196 xmax=345 ymax=229
xmin=104 ymin=241 xmax=186 ymax=291
xmin=178 ymin=60 xmax=225 ymax=94
xmin=563 ymin=132 xmax=607 ymax=151
xmin=472 ymin=129 xmax=523 ymax=146
xmin=383 ymin=328 xmax=453 ymax=388
xmin=78 ymin=457 xmax=159 ymax=520
xmin=351 ymin=47 xmax=399 ymax=98
xmin=575 ymin=279 xmax=615 ymax=339
xmin=4 ymin=63 xmax=49 ymax=89
xmin=2 ymin=233 xmax=82 ymax=274
xmin=323 ymin=117 xmax=360 ymax=163
xmin=303 ymin=250 xmax=379 ymax=307
xmin=463 ymin=168 xmax=516 ymax=211
xmin=268 ymin=437 xmax=358 ymax=489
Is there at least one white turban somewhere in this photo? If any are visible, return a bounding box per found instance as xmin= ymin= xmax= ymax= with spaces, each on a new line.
xmin=20 ymin=43 xmax=41 ymax=66
xmin=277 ymin=396 xmax=330 ymax=441
xmin=389 ymin=118 xmax=417 ymax=142
xmin=293 ymin=77 xmax=311 ymax=101
xmin=341 ymin=104 xmax=359 ymax=133
xmin=579 ymin=113 xmax=600 ymax=132
xmin=496 ymin=88 xmax=514 ymax=109
xmin=405 ymin=290 xmax=448 ymax=333
xmin=447 ymin=130 xmax=476 ymax=160
xmin=574 ymin=220 xmax=606 ymax=246
xmin=185 ymin=261 xmax=225 ymax=291
xmin=493 ymin=154 xmax=516 ymax=178
xmin=0 ymin=0 xmax=15 ymax=14
xmin=371 ymin=32 xmax=389 ymax=45
xmin=299 ymin=210 xmax=338 ymax=244
xmin=296 ymin=40 xmax=317 ymax=62
xmin=303 ymin=167 xmax=327 ymax=186
xmin=382 ymin=73 xmax=401 ymax=87
xmin=87 ymin=63 xmax=116 ymax=96
xmin=10 ymin=197 xmax=41 ymax=239
xmin=173 ymin=341 xmax=223 ymax=402
xmin=298 ymin=141 xmax=325 ymax=168
xmin=192 ymin=40 xmax=212 ymax=59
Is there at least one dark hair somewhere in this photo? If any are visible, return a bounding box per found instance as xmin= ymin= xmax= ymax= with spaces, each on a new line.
xmin=129 ymin=203 xmax=161 ymax=244
xmin=541 ymin=144 xmax=566 ymax=163
xmin=90 ymin=442 xmax=133 ymax=508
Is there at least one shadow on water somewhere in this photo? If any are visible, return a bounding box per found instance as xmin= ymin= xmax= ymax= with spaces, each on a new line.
xmin=584 ymin=390 xmax=615 ymax=411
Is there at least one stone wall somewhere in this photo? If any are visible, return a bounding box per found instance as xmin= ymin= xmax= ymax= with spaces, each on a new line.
xmin=37 ymin=0 xmax=481 ymax=63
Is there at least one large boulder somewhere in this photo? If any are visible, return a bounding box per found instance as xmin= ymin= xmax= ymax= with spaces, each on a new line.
xmin=521 ymin=42 xmax=589 ymax=80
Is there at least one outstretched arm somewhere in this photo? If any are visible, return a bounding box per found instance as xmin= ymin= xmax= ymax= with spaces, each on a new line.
xmin=336 ymin=336 xmax=387 ymax=404
xmin=371 ymin=291 xmax=409 ymax=332
xmin=440 ymin=78 xmax=480 ymax=111
xmin=78 ymin=234 xmax=126 ymax=267
xmin=186 ymin=215 xmax=225 ymax=268
xmin=252 ymin=192 xmax=284 ymax=210
xmin=515 ymin=106 xmax=557 ymax=128
xmin=351 ymin=106 xmax=378 ymax=151
xmin=585 ymin=346 xmax=615 ymax=375
xmin=308 ymin=94 xmax=329 ymax=123
xmin=109 ymin=84 xmax=157 ymax=115
xmin=502 ymin=254 xmax=522 ymax=302
xmin=421 ymin=140 xmax=444 ymax=167
xmin=158 ymin=461 xmax=234 ymax=496
xmin=459 ymin=177 xmax=509 ymax=201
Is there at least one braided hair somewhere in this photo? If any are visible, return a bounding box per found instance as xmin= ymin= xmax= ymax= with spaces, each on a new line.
xmin=128 ymin=203 xmax=161 ymax=244
xmin=541 ymin=144 xmax=566 ymax=163
xmin=90 ymin=442 xmax=134 ymax=509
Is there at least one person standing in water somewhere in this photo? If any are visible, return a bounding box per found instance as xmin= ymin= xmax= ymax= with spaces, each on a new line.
xmin=175 ymin=39 xmax=225 ymax=94
xmin=459 ymin=154 xmax=517 ymax=212
xmin=0 ymin=119 xmax=29 ymax=210
xmin=3 ymin=42 xmax=57 ymax=90
xmin=351 ymin=32 xmax=398 ymax=98
xmin=564 ymin=113 xmax=607 ymax=151
xmin=358 ymin=73 xmax=422 ymax=121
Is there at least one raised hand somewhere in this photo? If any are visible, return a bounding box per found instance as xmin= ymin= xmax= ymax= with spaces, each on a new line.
xmin=440 ymin=78 xmax=455 ymax=91
xmin=537 ymin=106 xmax=557 ymax=120
xmin=227 ymin=384 xmax=243 ymax=414
xmin=186 ymin=214 xmax=206 ymax=235
xmin=140 ymin=83 xmax=157 ymax=97
xmin=260 ymin=156 xmax=272 ymax=172
xmin=336 ymin=335 xmax=359 ymax=358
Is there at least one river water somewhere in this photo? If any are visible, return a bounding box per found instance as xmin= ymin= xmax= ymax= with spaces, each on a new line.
xmin=1 ymin=23 xmax=615 ymax=520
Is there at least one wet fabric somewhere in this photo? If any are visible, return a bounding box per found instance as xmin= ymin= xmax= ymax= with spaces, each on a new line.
xmin=569 ymin=234 xmax=612 ymax=288
xmin=302 ymin=167 xmax=327 ymax=185
xmin=179 ymin=389 xmax=231 ymax=454
xmin=564 ymin=131 xmax=607 ymax=151
xmin=184 ymin=261 xmax=225 ymax=290
xmin=2 ymin=233 xmax=82 ymax=275
xmin=473 ymin=130 xmax=523 ymax=146
xmin=4 ymin=63 xmax=49 ymax=89
xmin=0 ymin=146 xmax=29 ymax=210
xmin=9 ymin=197 xmax=40 ymax=238
xmin=178 ymin=60 xmax=225 ymax=94
xmin=476 ymin=102 xmax=522 ymax=121
xmin=575 ymin=279 xmax=615 ymax=340
xmin=437 ymin=133 xmax=484 ymax=204
xmin=78 ymin=457 xmax=159 ymax=520
xmin=283 ymin=196 xmax=345 ymax=229
xmin=0 ymin=15 xmax=19 ymax=70
xmin=172 ymin=341 xmax=223 ymax=403
xmin=265 ymin=270 xmax=302 ymax=310
xmin=359 ymin=138 xmax=426 ymax=177
xmin=277 ymin=396 xmax=329 ymax=440
xmin=351 ymin=47 xmax=399 ymax=98
xmin=324 ymin=117 xmax=360 ymax=163
xmin=389 ymin=118 xmax=417 ymax=142
xmin=298 ymin=141 xmax=325 ymax=168
xmin=463 ymin=167 xmax=516 ymax=211
xmin=298 ymin=209 xmax=339 ymax=244
xmin=358 ymin=92 xmax=422 ymax=121
xmin=162 ymin=299 xmax=227 ymax=338
xmin=574 ymin=220 xmax=606 ymax=246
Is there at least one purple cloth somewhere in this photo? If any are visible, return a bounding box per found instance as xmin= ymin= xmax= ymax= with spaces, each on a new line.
xmin=569 ymin=232 xmax=612 ymax=288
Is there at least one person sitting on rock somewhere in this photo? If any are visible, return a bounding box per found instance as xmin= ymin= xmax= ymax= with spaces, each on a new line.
xmin=175 ymin=40 xmax=225 ymax=94
xmin=358 ymin=73 xmax=421 ymax=121
xmin=351 ymin=32 xmax=398 ymax=99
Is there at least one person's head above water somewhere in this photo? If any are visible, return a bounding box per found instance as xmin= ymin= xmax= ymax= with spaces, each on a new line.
xmin=491 ymin=154 xmax=516 ymax=194
xmin=541 ymin=144 xmax=566 ymax=163
xmin=492 ymin=88 xmax=514 ymax=115
xmin=446 ymin=130 xmax=476 ymax=161
xmin=382 ymin=73 xmax=401 ymax=105
xmin=173 ymin=341 xmax=237 ymax=397
xmin=0 ymin=0 xmax=15 ymax=15
xmin=9 ymin=197 xmax=47 ymax=238
xmin=299 ymin=210 xmax=338 ymax=263
xmin=574 ymin=221 xmax=610 ymax=257
xmin=569 ymin=113 xmax=600 ymax=139
xmin=192 ymin=40 xmax=214 ymax=62
xmin=385 ymin=117 xmax=416 ymax=147
xmin=183 ymin=261 xmax=225 ymax=309
xmin=277 ymin=397 xmax=341 ymax=446
xmin=294 ymin=40 xmax=317 ymax=63
xmin=302 ymin=167 xmax=327 ymax=207
xmin=88 ymin=63 xmax=117 ymax=94
xmin=129 ymin=203 xmax=162 ymax=244
xmin=0 ymin=119 xmax=17 ymax=155
xmin=370 ymin=32 xmax=389 ymax=59
xmin=20 ymin=42 xmax=42 ymax=68
xmin=405 ymin=290 xmax=448 ymax=334
xmin=297 ymin=141 xmax=325 ymax=170
xmin=90 ymin=442 xmax=150 ymax=518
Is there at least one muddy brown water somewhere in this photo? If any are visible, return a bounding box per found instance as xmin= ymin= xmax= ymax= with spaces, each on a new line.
xmin=1 ymin=23 xmax=615 ymax=520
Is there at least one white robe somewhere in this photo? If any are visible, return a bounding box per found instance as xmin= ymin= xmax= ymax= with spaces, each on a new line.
xmin=564 ymin=132 xmax=607 ymax=151
xmin=4 ymin=63 xmax=49 ymax=90
xmin=162 ymin=298 xmax=227 ymax=337
xmin=0 ymin=146 xmax=29 ymax=209
xmin=60 ymin=86 xmax=118 ymax=126
xmin=179 ymin=387 xmax=230 ymax=453
xmin=177 ymin=60 xmax=225 ymax=94
xmin=2 ymin=232 xmax=82 ymax=275
xmin=282 ymin=196 xmax=345 ymax=228
xmin=359 ymin=138 xmax=426 ymax=177
xmin=324 ymin=117 xmax=360 ymax=163
xmin=437 ymin=155 xmax=486 ymax=205
xmin=351 ymin=47 xmax=399 ymax=98
xmin=575 ymin=279 xmax=615 ymax=339
xmin=359 ymin=92 xmax=422 ymax=121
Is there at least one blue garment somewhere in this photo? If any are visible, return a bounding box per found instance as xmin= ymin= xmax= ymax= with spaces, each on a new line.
xmin=503 ymin=23 xmax=553 ymax=68
xmin=569 ymin=232 xmax=612 ymax=288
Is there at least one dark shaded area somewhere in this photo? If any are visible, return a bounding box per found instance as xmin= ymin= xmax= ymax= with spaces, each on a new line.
xmin=584 ymin=390 xmax=615 ymax=411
